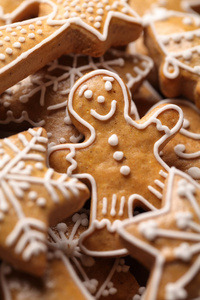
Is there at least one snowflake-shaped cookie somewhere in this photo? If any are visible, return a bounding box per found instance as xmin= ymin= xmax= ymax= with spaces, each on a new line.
xmin=0 ymin=211 xmax=142 ymax=300
xmin=0 ymin=127 xmax=89 ymax=275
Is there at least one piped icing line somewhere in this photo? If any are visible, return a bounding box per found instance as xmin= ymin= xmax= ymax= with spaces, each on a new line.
xmin=50 ymin=68 xmax=183 ymax=209
xmin=0 ymin=110 xmax=45 ymax=126
xmin=0 ymin=0 xmax=142 ymax=80
xmin=174 ymin=145 xmax=200 ymax=159
xmin=94 ymin=258 xmax=120 ymax=299
xmin=118 ymin=167 xmax=200 ymax=300
xmin=0 ymin=127 xmax=88 ymax=262
xmin=0 ymin=50 xmax=152 ymax=133
xmin=148 ymin=99 xmax=200 ymax=137
xmin=147 ymin=98 xmax=200 ymax=169
xmin=144 ymin=9 xmax=200 ymax=79
xmin=49 ymin=69 xmax=183 ymax=165
xmin=0 ymin=211 xmax=133 ymax=299
xmin=47 ymin=212 xmax=130 ymax=299
xmin=50 ymin=69 xmax=183 ymax=256
xmin=90 ymin=99 xmax=117 ymax=120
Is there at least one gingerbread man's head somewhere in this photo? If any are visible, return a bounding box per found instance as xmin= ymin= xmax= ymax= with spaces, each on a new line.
xmin=68 ymin=69 xmax=133 ymax=139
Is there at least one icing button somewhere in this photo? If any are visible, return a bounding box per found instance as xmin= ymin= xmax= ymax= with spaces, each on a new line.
xmin=120 ymin=165 xmax=130 ymax=176
xmin=108 ymin=134 xmax=118 ymax=146
xmin=113 ymin=151 xmax=124 ymax=161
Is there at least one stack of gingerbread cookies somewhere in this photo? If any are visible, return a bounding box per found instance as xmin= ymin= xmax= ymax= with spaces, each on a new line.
xmin=0 ymin=0 xmax=199 ymax=299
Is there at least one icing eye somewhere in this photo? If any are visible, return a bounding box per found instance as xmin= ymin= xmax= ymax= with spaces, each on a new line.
xmin=105 ymin=81 xmax=112 ymax=91
xmin=84 ymin=89 xmax=93 ymax=99
xmin=97 ymin=95 xmax=105 ymax=103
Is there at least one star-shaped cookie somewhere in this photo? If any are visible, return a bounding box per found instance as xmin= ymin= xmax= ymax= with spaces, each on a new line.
xmin=118 ymin=167 xmax=200 ymax=300
xmin=0 ymin=0 xmax=142 ymax=94
xmin=49 ymin=69 xmax=183 ymax=256
xmin=0 ymin=127 xmax=89 ymax=276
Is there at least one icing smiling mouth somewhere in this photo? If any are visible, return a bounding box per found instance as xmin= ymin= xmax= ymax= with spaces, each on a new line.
xmin=90 ymin=100 xmax=117 ymax=121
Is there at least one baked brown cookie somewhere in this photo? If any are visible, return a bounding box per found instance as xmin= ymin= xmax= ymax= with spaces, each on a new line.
xmin=49 ymin=69 xmax=183 ymax=257
xmin=143 ymin=8 xmax=200 ymax=108
xmin=0 ymin=49 xmax=153 ymax=145
xmin=129 ymin=0 xmax=200 ymax=17
xmin=118 ymin=167 xmax=200 ymax=300
xmin=0 ymin=127 xmax=89 ymax=276
xmin=0 ymin=0 xmax=142 ymax=94
xmin=0 ymin=211 xmax=143 ymax=300
xmin=153 ymin=99 xmax=200 ymax=182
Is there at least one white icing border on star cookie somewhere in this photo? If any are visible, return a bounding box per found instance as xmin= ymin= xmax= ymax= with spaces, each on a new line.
xmin=118 ymin=167 xmax=200 ymax=300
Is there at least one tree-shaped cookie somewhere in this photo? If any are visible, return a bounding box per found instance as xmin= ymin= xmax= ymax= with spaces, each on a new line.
xmin=0 ymin=211 xmax=143 ymax=300
xmin=0 ymin=127 xmax=89 ymax=275
xmin=0 ymin=0 xmax=142 ymax=94
xmin=49 ymin=69 xmax=183 ymax=256
xmin=143 ymin=8 xmax=200 ymax=108
xmin=118 ymin=167 xmax=200 ymax=300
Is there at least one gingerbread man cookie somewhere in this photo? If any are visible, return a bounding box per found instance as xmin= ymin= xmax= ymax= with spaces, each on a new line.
xmin=0 ymin=49 xmax=153 ymax=145
xmin=0 ymin=0 xmax=142 ymax=94
xmin=0 ymin=127 xmax=89 ymax=276
xmin=143 ymin=8 xmax=200 ymax=108
xmin=118 ymin=167 xmax=200 ymax=300
xmin=49 ymin=69 xmax=183 ymax=256
xmin=0 ymin=211 xmax=143 ymax=300
xmin=151 ymin=99 xmax=200 ymax=182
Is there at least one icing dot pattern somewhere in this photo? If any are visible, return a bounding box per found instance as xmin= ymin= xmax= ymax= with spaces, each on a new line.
xmin=152 ymin=12 xmax=200 ymax=78
xmin=0 ymin=0 xmax=138 ymax=67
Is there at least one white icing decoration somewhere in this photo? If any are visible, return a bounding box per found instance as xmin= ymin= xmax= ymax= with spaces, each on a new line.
xmin=97 ymin=95 xmax=105 ymax=103
xmin=120 ymin=165 xmax=130 ymax=176
xmin=148 ymin=9 xmax=200 ymax=79
xmin=28 ymin=191 xmax=37 ymax=201
xmin=49 ymin=69 xmax=182 ymax=257
xmin=0 ymin=54 xmax=5 ymax=60
xmin=188 ymin=167 xmax=200 ymax=180
xmin=35 ymin=162 xmax=43 ymax=170
xmin=36 ymin=197 xmax=46 ymax=207
xmin=4 ymin=36 xmax=10 ymax=42
xmin=90 ymin=100 xmax=117 ymax=120
xmin=13 ymin=42 xmax=21 ymax=49
xmin=29 ymin=25 xmax=35 ymax=30
xmin=113 ymin=151 xmax=123 ymax=161
xmin=84 ymin=89 xmax=93 ymax=99
xmin=28 ymin=33 xmax=35 ymax=39
xmin=0 ymin=128 xmax=87 ymax=262
xmin=105 ymin=80 xmax=113 ymax=91
xmin=5 ymin=48 xmax=13 ymax=55
xmin=37 ymin=29 xmax=43 ymax=35
xmin=118 ymin=168 xmax=200 ymax=300
xmin=18 ymin=37 xmax=25 ymax=43
xmin=108 ymin=134 xmax=118 ymax=146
